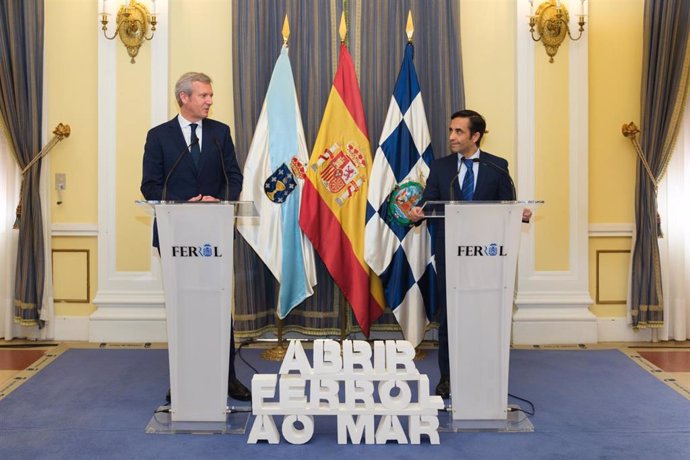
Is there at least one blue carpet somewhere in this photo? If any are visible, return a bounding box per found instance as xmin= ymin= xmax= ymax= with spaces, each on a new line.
xmin=0 ymin=347 xmax=689 ymax=459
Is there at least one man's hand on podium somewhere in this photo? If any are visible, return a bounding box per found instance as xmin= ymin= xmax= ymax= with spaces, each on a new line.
xmin=522 ymin=208 xmax=532 ymax=223
xmin=188 ymin=194 xmax=220 ymax=202
xmin=408 ymin=206 xmax=424 ymax=223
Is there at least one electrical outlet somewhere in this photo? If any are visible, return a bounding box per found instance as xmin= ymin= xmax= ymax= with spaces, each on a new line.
xmin=55 ymin=173 xmax=66 ymax=191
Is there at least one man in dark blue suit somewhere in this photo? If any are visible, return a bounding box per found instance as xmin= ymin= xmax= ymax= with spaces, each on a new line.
xmin=409 ymin=109 xmax=531 ymax=399
xmin=140 ymin=72 xmax=250 ymax=402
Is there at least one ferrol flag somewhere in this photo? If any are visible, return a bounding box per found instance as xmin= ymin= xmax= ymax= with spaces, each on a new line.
xmin=237 ymin=45 xmax=317 ymax=319
xmin=364 ymin=42 xmax=436 ymax=347
xmin=299 ymin=42 xmax=385 ymax=337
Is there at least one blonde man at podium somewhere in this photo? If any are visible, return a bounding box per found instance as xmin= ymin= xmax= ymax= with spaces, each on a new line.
xmin=140 ymin=72 xmax=250 ymax=402
xmin=409 ymin=110 xmax=531 ymax=399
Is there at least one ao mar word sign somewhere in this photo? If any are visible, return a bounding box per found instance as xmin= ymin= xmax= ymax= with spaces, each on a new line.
xmin=247 ymin=339 xmax=444 ymax=445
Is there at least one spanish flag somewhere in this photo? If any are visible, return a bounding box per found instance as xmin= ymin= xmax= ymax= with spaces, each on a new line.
xmin=299 ymin=42 xmax=385 ymax=337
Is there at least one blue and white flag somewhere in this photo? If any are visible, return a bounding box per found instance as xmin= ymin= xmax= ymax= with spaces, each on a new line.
xmin=237 ymin=45 xmax=317 ymax=319
xmin=364 ymin=43 xmax=436 ymax=347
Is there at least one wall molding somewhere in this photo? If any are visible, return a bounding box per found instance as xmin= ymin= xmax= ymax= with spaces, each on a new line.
xmin=588 ymin=223 xmax=634 ymax=238
xmin=92 ymin=1 xmax=169 ymax=342
xmin=513 ymin=0 xmax=595 ymax=344
xmin=51 ymin=223 xmax=99 ymax=237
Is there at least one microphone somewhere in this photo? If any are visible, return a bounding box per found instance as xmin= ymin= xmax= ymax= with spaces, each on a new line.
xmin=161 ymin=138 xmax=199 ymax=202
xmin=214 ymin=138 xmax=231 ymax=202
xmin=473 ymin=157 xmax=516 ymax=201
xmin=449 ymin=169 xmax=462 ymax=202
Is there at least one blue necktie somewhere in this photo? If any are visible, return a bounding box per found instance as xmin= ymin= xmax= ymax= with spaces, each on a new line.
xmin=190 ymin=123 xmax=201 ymax=167
xmin=461 ymin=157 xmax=474 ymax=201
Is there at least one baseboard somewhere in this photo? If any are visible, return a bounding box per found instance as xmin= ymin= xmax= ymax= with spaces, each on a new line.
xmin=53 ymin=315 xmax=90 ymax=341
xmin=596 ymin=317 xmax=652 ymax=342
xmin=512 ymin=307 xmax=598 ymax=345
xmin=512 ymin=320 xmax=598 ymax=345
xmin=89 ymin=307 xmax=167 ymax=343
xmin=50 ymin=314 xmax=652 ymax=344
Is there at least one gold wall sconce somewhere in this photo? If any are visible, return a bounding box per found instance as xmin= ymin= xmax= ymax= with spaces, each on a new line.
xmin=100 ymin=0 xmax=157 ymax=63
xmin=529 ymin=0 xmax=586 ymax=63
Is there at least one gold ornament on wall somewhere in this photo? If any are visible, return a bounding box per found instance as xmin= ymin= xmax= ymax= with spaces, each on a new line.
xmin=100 ymin=0 xmax=157 ymax=64
xmin=528 ymin=0 xmax=586 ymax=63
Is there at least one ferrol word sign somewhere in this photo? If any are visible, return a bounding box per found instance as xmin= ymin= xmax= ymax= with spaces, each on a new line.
xmin=247 ymin=339 xmax=443 ymax=444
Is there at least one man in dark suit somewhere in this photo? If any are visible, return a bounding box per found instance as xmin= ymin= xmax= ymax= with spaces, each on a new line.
xmin=140 ymin=72 xmax=250 ymax=402
xmin=409 ymin=109 xmax=531 ymax=399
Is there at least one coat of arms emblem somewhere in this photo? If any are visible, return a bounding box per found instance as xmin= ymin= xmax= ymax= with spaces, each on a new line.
xmin=311 ymin=142 xmax=366 ymax=205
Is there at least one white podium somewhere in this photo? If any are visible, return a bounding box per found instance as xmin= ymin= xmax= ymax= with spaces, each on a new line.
xmin=139 ymin=201 xmax=256 ymax=433
xmin=423 ymin=200 xmax=536 ymax=431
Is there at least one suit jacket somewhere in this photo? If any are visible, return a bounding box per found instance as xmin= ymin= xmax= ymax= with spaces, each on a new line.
xmin=421 ymin=150 xmax=514 ymax=204
xmin=421 ymin=150 xmax=514 ymax=249
xmin=140 ymin=117 xmax=243 ymax=202
xmin=140 ymin=117 xmax=243 ymax=247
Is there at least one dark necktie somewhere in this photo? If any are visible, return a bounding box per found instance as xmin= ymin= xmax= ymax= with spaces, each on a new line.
xmin=190 ymin=123 xmax=201 ymax=167
xmin=461 ymin=157 xmax=475 ymax=201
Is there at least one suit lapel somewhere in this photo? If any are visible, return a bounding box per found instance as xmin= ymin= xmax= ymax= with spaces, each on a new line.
xmin=443 ymin=154 xmax=462 ymax=200
xmin=452 ymin=160 xmax=462 ymax=200
xmin=197 ymin=122 xmax=213 ymax=174
xmin=168 ymin=117 xmax=199 ymax=176
xmin=474 ymin=151 xmax=489 ymax=200
xmin=167 ymin=117 xmax=187 ymax=151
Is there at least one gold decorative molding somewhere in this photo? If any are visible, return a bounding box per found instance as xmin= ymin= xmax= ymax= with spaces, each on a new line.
xmin=595 ymin=250 xmax=630 ymax=305
xmin=52 ymin=249 xmax=91 ymax=304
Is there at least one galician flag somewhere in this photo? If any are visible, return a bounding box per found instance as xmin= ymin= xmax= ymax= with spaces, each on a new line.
xmin=237 ymin=44 xmax=316 ymax=319
xmin=299 ymin=42 xmax=385 ymax=337
xmin=364 ymin=42 xmax=437 ymax=347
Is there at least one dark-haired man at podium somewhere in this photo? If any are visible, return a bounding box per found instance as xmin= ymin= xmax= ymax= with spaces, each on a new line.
xmin=140 ymin=72 xmax=250 ymax=402
xmin=409 ymin=109 xmax=531 ymax=399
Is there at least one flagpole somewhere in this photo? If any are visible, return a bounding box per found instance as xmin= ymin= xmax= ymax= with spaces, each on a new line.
xmin=261 ymin=315 xmax=288 ymax=361
xmin=406 ymin=9 xmax=426 ymax=360
xmin=340 ymin=301 xmax=348 ymax=342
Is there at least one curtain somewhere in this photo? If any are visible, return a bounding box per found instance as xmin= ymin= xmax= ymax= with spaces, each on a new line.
xmin=0 ymin=0 xmax=45 ymax=328
xmin=232 ymin=0 xmax=346 ymax=339
xmin=0 ymin=120 xmax=20 ymax=338
xmin=629 ymin=0 xmax=690 ymax=328
xmin=231 ymin=0 xmax=463 ymax=340
xmin=658 ymin=94 xmax=690 ymax=341
xmin=355 ymin=0 xmax=464 ymax=162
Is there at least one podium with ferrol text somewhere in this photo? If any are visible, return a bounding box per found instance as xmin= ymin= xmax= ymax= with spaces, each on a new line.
xmin=139 ymin=200 xmax=256 ymax=434
xmin=423 ymin=200 xmax=539 ymax=432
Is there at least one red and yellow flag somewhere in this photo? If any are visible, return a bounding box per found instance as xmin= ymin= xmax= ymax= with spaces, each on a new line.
xmin=299 ymin=43 xmax=385 ymax=337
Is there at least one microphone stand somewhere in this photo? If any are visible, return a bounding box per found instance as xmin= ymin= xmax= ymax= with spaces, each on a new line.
xmin=161 ymin=139 xmax=199 ymax=202
xmin=473 ymin=158 xmax=516 ymax=201
xmin=214 ymin=138 xmax=231 ymax=202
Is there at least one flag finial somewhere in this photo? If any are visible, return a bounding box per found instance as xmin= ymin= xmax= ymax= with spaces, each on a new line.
xmin=406 ymin=10 xmax=414 ymax=42
xmin=339 ymin=11 xmax=347 ymax=43
xmin=282 ymin=14 xmax=290 ymax=45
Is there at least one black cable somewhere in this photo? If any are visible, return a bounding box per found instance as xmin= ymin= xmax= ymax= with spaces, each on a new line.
xmin=151 ymin=409 xmax=172 ymax=426
xmin=236 ymin=339 xmax=259 ymax=374
xmin=508 ymin=392 xmax=535 ymax=416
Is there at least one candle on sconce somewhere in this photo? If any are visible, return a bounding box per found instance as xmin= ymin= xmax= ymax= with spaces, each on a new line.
xmin=101 ymin=0 xmax=108 ymax=14
xmin=580 ymin=0 xmax=585 ymax=16
xmin=528 ymin=0 xmax=534 ymax=16
xmin=151 ymin=0 xmax=156 ymax=16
